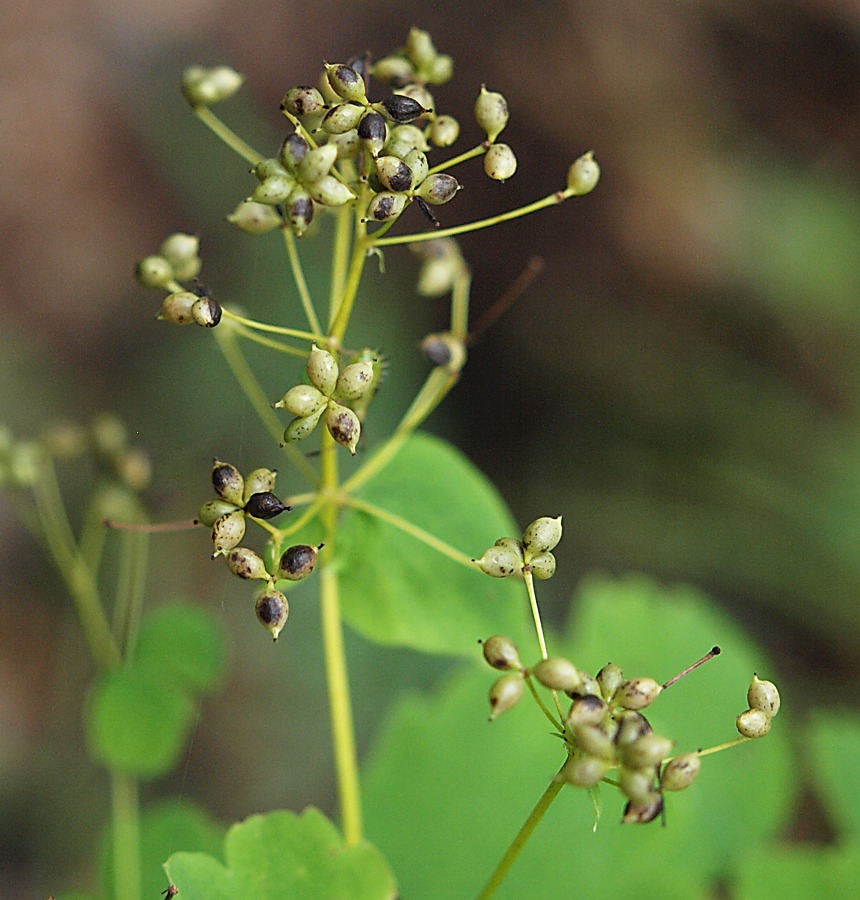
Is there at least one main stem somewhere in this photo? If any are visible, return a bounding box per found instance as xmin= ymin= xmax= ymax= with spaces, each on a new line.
xmin=111 ymin=770 xmax=141 ymax=900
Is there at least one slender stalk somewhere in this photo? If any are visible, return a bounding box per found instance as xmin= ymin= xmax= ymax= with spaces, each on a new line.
xmin=426 ymin=142 xmax=487 ymax=176
xmin=524 ymin=676 xmax=564 ymax=731
xmin=477 ymin=774 xmax=565 ymax=899
xmin=281 ymin=229 xmax=323 ymax=336
xmin=110 ymin=770 xmax=141 ymax=900
xmin=329 ymin=203 xmax=353 ymax=322
xmin=523 ymin=571 xmax=549 ymax=660
xmin=695 ymin=736 xmax=749 ymax=758
xmin=192 ymin=107 xmax=264 ymax=165
xmin=222 ymin=307 xmax=319 ymax=342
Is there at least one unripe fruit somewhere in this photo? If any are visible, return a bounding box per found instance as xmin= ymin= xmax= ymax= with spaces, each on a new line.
xmin=404 ymin=149 xmax=429 ymax=187
xmin=279 ymin=132 xmax=309 ymax=171
xmin=385 ymin=124 xmax=428 ymax=155
xmin=243 ymin=467 xmax=277 ymax=503
xmin=211 ymin=509 xmax=246 ymax=558
xmin=661 ymin=753 xmax=701 ymax=791
xmin=335 ymin=361 xmax=375 ymax=401
xmin=747 ymin=674 xmax=780 ymax=718
xmin=159 ymin=233 xmax=200 ymax=279
xmin=211 ymin=460 xmax=244 ymax=505
xmin=371 ymin=56 xmax=415 ymax=87
xmin=325 ymin=401 xmax=361 ymax=455
xmin=421 ymin=333 xmax=467 ymax=372
xmin=405 ymin=27 xmax=436 ymax=68
xmin=619 ymin=767 xmax=656 ymax=804
xmin=473 ymin=544 xmax=521 ymax=578
xmin=244 ymin=491 xmax=290 ymax=520
xmin=251 ymin=173 xmax=296 ymax=206
xmin=226 ymin=547 xmax=269 ymax=580
xmin=328 ymin=129 xmax=360 ymax=159
xmin=567 ymin=151 xmax=600 ymax=195
xmin=572 ymin=723 xmax=614 ymax=759
xmin=136 ymin=255 xmax=174 ymax=289
xmin=527 ymin=551 xmax=556 ymax=580
xmin=325 ymin=63 xmax=367 ymax=103
xmin=322 ymin=102 xmax=366 ymax=134
xmin=378 ymin=93 xmax=429 ymax=124
xmin=483 ymin=143 xmax=517 ymax=181
xmin=182 ymin=66 xmax=243 ymax=106
xmin=286 ymin=187 xmax=314 ymax=236
xmin=282 ymin=404 xmax=327 ymax=444
xmin=615 ymin=711 xmax=653 ymax=747
xmin=357 ymin=112 xmax=388 ymax=157
xmin=197 ymin=499 xmax=239 ymax=527
xmin=597 ymin=662 xmax=624 ymax=701
xmin=481 ymin=635 xmax=522 ymax=671
xmin=159 ymin=291 xmax=197 ymax=325
xmin=274 ymin=384 xmax=328 ymax=418
xmin=488 ymin=673 xmax=524 ymax=721
xmin=305 ymin=174 xmax=356 ymax=207
xmin=737 ymin=707 xmax=772 ymax=738
xmin=256 ymin=589 xmax=289 ymax=640
xmin=306 ymin=344 xmax=339 ymax=395
xmin=426 ymin=54 xmax=453 ymax=85
xmin=376 ymin=156 xmax=413 ymax=193
xmin=474 ymin=86 xmax=509 ymax=142
xmin=571 ymin=669 xmax=602 ymax=699
xmin=429 ymin=114 xmax=460 ymax=147
xmin=531 ymin=657 xmax=582 ymax=692
xmin=558 ymin=754 xmax=609 ymax=788
xmin=191 ymin=295 xmax=221 ymax=327
xmin=416 ymin=173 xmax=459 ymax=205
xmin=227 ymin=200 xmax=282 ymax=234
xmin=566 ymin=694 xmax=607 ymax=728
xmin=619 ymin=733 xmax=674 ymax=769
xmin=522 ymin=516 xmax=563 ymax=554
xmin=616 ymin=677 xmax=662 ymax=710
xmin=621 ymin=794 xmax=664 ymax=825
xmin=277 ymin=543 xmax=321 ymax=581
xmin=297 ymin=143 xmax=338 ymax=184
xmin=280 ymin=86 xmax=326 ymax=117
xmin=367 ymin=191 xmax=407 ymax=222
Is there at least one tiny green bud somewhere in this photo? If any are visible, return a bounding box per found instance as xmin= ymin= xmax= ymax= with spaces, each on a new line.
xmin=322 ymin=102 xmax=366 ymax=134
xmin=244 ymin=491 xmax=290 ymax=520
xmin=297 ymin=143 xmax=338 ymax=184
xmin=274 ymin=384 xmax=328 ymax=417
xmin=473 ymin=544 xmax=521 ymax=578
xmin=191 ymin=295 xmax=221 ymax=327
xmin=280 ymin=85 xmax=326 ymax=117
xmin=597 ymin=662 xmax=624 ymax=701
xmin=182 ymin=65 xmax=243 ymax=106
xmin=242 ymin=467 xmax=277 ymax=502
xmin=481 ymin=635 xmax=522 ymax=671
xmin=405 ymin=27 xmax=437 ymax=68
xmin=557 ymin=754 xmax=609 ymax=788
xmin=660 ymin=753 xmax=701 ymax=791
xmin=483 ymin=143 xmax=517 ymax=181
xmin=371 ymin=56 xmax=415 ymax=87
xmin=488 ymin=673 xmax=524 ymax=721
xmin=227 ymin=200 xmax=282 ymax=234
xmin=256 ymin=589 xmax=289 ymax=640
xmin=325 ymin=401 xmax=361 ymax=455
xmin=527 ymin=551 xmax=556 ymax=580
xmin=522 ymin=516 xmax=563 ymax=554
xmin=616 ymin=677 xmax=662 ymax=711
xmin=620 ymin=733 xmax=674 ymax=770
xmin=282 ymin=404 xmax=326 ymax=444
xmin=226 ymin=547 xmax=270 ymax=580
xmin=197 ymin=499 xmax=239 ymax=527
xmin=426 ymin=54 xmax=453 ymax=85
xmin=325 ymin=63 xmax=367 ymax=103
xmin=158 ymin=291 xmax=197 ymax=324
xmin=159 ymin=233 xmax=201 ymax=281
xmin=211 ymin=460 xmax=244 ymax=505
xmin=335 ymin=361 xmax=375 ymax=401
xmin=367 ymin=191 xmax=408 ymax=222
xmin=532 ymin=657 xmax=582 ymax=692
xmin=566 ymin=151 xmax=600 ymax=195
xmin=306 ymin=344 xmax=339 ymax=395
xmin=136 ymin=255 xmax=174 ymax=289
xmin=737 ymin=707 xmax=772 ymax=738
xmin=416 ymin=173 xmax=459 ymax=205
xmin=211 ymin=509 xmax=246 ymax=558
xmin=747 ymin=674 xmax=780 ymax=718
xmin=474 ymin=85 xmax=509 ymax=142
xmin=429 ymin=114 xmax=460 ymax=147
xmin=277 ymin=543 xmax=321 ymax=581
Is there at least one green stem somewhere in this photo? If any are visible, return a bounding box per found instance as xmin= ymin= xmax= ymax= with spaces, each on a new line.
xmin=328 ymin=234 xmax=369 ymax=342
xmin=426 ymin=142 xmax=487 ymax=176
xmin=222 ymin=307 xmax=319 ymax=343
xmin=477 ymin=774 xmax=565 ymax=899
xmin=113 ymin=525 xmax=149 ymax=658
xmin=111 ymin=770 xmax=141 ymax=900
xmin=329 ymin=203 xmax=353 ymax=323
xmin=523 ymin=571 xmax=549 ymax=660
xmin=281 ymin=229 xmax=324 ymax=336
xmin=372 ymin=187 xmax=577 ymax=248
xmin=192 ymin=106 xmax=264 ymax=165
xmin=524 ymin=675 xmax=563 ymax=731
xmin=695 ymin=736 xmax=749 ymax=758
xmin=318 ymin=431 xmax=363 ymax=845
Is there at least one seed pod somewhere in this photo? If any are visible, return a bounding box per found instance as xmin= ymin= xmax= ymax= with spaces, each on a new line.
xmin=251 ymin=174 xmax=296 ymax=206
xmin=572 ymin=723 xmax=614 ymax=759
xmin=567 ymin=151 xmax=600 ymax=195
xmin=405 ymin=27 xmax=437 ymax=68
xmin=226 ymin=547 xmax=270 ymax=580
xmin=597 ymin=663 xmax=624 ymax=701
xmin=297 ymin=143 xmax=338 ymax=184
xmin=182 ymin=66 xmax=243 ymax=106
xmin=328 ymin=129 xmax=360 ymax=159
xmin=416 ymin=173 xmax=459 ymax=205
xmin=325 ymin=63 xmax=367 ymax=103
xmin=398 ymin=84 xmax=434 ymax=115
xmin=429 ymin=114 xmax=460 ymax=147
xmin=159 ymin=233 xmax=201 ymax=281
xmin=325 ymin=401 xmax=361 ymax=455
xmin=306 ymin=344 xmax=339 ymax=395
xmin=473 ymin=544 xmax=521 ymax=578
xmin=279 ymin=132 xmax=309 ymax=171
xmin=616 ymin=678 xmax=662 ymax=711
xmin=570 ymin=669 xmax=602 ymax=699
xmin=426 ymin=54 xmax=453 ymax=85
xmin=286 ymin=186 xmax=314 ymax=236
xmin=211 ymin=509 xmax=246 ymax=557
xmin=474 ymin=85 xmax=509 ymax=142
xmin=335 ymin=361 xmax=375 ymax=401
xmin=661 ymin=753 xmax=701 ymax=791
xmin=417 ymin=256 xmax=460 ymax=297
xmin=483 ymin=143 xmax=517 ymax=182
xmin=378 ymin=93 xmax=429 ymax=124
xmin=274 ymin=384 xmax=327 ymax=418
xmin=488 ymin=673 xmax=524 ymax=721
xmin=211 ymin=460 xmax=244 ymax=505
xmin=615 ymin=711 xmax=653 ymax=747
xmin=371 ymin=56 xmax=415 ymax=87
xmin=282 ymin=403 xmax=327 ymax=444
xmin=619 ymin=767 xmax=656 ymax=804
xmin=621 ymin=793 xmax=664 ymax=825
xmin=244 ymin=491 xmax=290 ymax=520
xmin=306 ymin=174 xmax=356 ymax=207
xmin=522 ymin=516 xmax=563 ymax=554
xmin=404 ymin=149 xmax=429 ymax=187
xmin=747 ymin=674 xmax=781 ymax=718
xmin=280 ymin=85 xmax=326 ymax=117
xmin=197 ymin=499 xmax=239 ymax=527
xmin=227 ymin=200 xmax=282 ymax=234
xmin=322 ymin=102 xmax=366 ymax=134
xmin=528 ymin=551 xmax=556 ymax=580
xmin=375 ymin=156 xmax=413 ymax=193
xmin=620 ymin=733 xmax=674 ymax=770
xmin=385 ymin=124 xmax=429 ymax=156
xmin=557 ymin=755 xmax=609 ymax=788
xmin=191 ymin=295 xmax=222 ymax=327
xmin=481 ymin=635 xmax=522 ymax=671
xmin=277 ymin=543 xmax=321 ymax=581
xmin=532 ymin=657 xmax=582 ymax=692
xmin=253 ymin=157 xmax=290 ymax=180
xmin=256 ymin=589 xmax=289 ymax=640
xmin=136 ymin=255 xmax=174 ymax=289
xmin=367 ymin=191 xmax=407 ymax=222
xmin=243 ymin=467 xmax=277 ymax=502
xmin=421 ymin=333 xmax=467 ymax=372
xmin=158 ymin=291 xmax=197 ymax=324
xmin=566 ymin=694 xmax=607 ymax=728
xmin=737 ymin=707 xmax=772 ymax=738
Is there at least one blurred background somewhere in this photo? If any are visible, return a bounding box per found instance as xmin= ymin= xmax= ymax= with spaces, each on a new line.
xmin=1 ymin=0 xmax=859 ymax=895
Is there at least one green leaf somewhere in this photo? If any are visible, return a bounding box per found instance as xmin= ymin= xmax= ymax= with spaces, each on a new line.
xmin=86 ymin=668 xmax=194 ymax=778
xmin=733 ymin=842 xmax=860 ymax=899
xmin=101 ymin=800 xmax=225 ymax=900
xmin=165 ymin=808 xmax=397 ymax=900
xmin=338 ymin=433 xmax=528 ymax=656
xmin=806 ymin=711 xmax=860 ymax=837
xmin=131 ymin=603 xmax=227 ymax=695
xmin=362 ymin=574 xmax=795 ymax=898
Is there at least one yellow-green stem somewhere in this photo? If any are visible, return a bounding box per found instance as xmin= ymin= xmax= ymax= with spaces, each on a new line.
xmin=192 ymin=106 xmax=264 ymax=165
xmin=524 ymin=571 xmax=564 ymax=720
xmin=477 ymin=774 xmax=565 ymax=899
xmin=426 ymin=142 xmax=487 ymax=176
xmin=281 ymin=229 xmax=323 ymax=336
xmin=524 ymin=675 xmax=564 ymax=731
xmin=111 ymin=770 xmax=141 ymax=900
xmin=328 ymin=233 xmax=369 ymax=341
xmin=222 ymin=307 xmax=319 ymax=343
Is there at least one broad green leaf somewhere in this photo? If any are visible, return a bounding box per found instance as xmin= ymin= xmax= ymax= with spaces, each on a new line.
xmin=806 ymin=711 xmax=860 ymax=837
xmin=338 ymin=432 xmax=528 ymax=656
xmin=131 ymin=603 xmax=227 ymax=695
xmin=101 ymin=800 xmax=225 ymax=900
xmin=165 ymin=807 xmax=397 ymax=900
xmin=86 ymin=668 xmax=194 ymax=778
xmin=363 ymin=574 xmax=794 ymax=898
xmin=733 ymin=842 xmax=860 ymax=899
